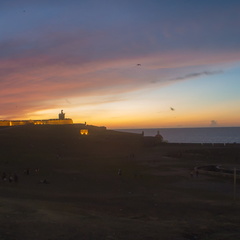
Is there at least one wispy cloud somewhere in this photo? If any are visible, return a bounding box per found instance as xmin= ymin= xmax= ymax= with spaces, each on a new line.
xmin=170 ymin=70 xmax=223 ymax=81
xmin=210 ymin=120 xmax=218 ymax=127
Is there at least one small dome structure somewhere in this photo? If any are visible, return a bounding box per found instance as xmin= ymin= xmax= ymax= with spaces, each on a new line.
xmin=155 ymin=130 xmax=163 ymax=142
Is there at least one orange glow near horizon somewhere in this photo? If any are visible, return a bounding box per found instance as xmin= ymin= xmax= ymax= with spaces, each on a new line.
xmin=6 ymin=89 xmax=239 ymax=129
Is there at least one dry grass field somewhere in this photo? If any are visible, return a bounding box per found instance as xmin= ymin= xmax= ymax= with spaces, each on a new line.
xmin=0 ymin=125 xmax=240 ymax=240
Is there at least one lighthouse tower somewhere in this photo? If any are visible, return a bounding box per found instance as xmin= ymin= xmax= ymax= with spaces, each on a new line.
xmin=58 ymin=110 xmax=65 ymax=120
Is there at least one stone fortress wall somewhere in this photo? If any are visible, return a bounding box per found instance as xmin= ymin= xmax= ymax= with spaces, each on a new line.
xmin=0 ymin=110 xmax=73 ymax=126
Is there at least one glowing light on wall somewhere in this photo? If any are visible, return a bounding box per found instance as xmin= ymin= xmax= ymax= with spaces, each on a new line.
xmin=80 ymin=129 xmax=88 ymax=135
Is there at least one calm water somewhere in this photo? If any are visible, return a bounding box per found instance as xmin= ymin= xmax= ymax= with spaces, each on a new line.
xmin=115 ymin=127 xmax=240 ymax=143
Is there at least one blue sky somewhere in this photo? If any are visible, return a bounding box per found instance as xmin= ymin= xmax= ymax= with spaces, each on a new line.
xmin=0 ymin=0 xmax=239 ymax=128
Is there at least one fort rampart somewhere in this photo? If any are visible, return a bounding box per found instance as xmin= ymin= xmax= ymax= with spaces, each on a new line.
xmin=0 ymin=110 xmax=74 ymax=126
xmin=0 ymin=119 xmax=73 ymax=126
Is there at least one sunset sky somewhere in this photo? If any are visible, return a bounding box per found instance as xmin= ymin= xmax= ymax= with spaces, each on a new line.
xmin=1 ymin=0 xmax=240 ymax=128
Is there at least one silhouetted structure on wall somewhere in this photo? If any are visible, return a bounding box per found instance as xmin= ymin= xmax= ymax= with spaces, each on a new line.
xmin=155 ymin=130 xmax=163 ymax=142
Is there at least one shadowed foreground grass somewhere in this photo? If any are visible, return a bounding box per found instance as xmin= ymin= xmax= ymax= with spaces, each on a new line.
xmin=0 ymin=125 xmax=240 ymax=240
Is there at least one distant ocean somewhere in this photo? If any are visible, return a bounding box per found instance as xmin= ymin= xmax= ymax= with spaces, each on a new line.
xmin=115 ymin=127 xmax=240 ymax=144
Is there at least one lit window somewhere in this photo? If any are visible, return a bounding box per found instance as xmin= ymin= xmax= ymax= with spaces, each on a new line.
xmin=80 ymin=129 xmax=88 ymax=135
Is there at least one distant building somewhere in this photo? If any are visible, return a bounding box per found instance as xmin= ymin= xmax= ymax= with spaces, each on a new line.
xmin=0 ymin=110 xmax=73 ymax=126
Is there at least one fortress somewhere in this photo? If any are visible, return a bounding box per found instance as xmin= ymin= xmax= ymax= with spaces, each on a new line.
xmin=0 ymin=110 xmax=73 ymax=126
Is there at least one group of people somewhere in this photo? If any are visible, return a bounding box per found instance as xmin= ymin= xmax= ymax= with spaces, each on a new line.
xmin=1 ymin=167 xmax=41 ymax=184
xmin=1 ymin=172 xmax=18 ymax=183
xmin=24 ymin=168 xmax=40 ymax=175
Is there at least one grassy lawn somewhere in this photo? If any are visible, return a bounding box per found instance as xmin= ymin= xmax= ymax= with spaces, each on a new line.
xmin=0 ymin=125 xmax=240 ymax=239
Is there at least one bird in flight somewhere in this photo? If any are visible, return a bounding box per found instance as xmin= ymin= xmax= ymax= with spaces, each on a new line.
xmin=137 ymin=64 xmax=141 ymax=66
xmin=170 ymin=107 xmax=175 ymax=111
